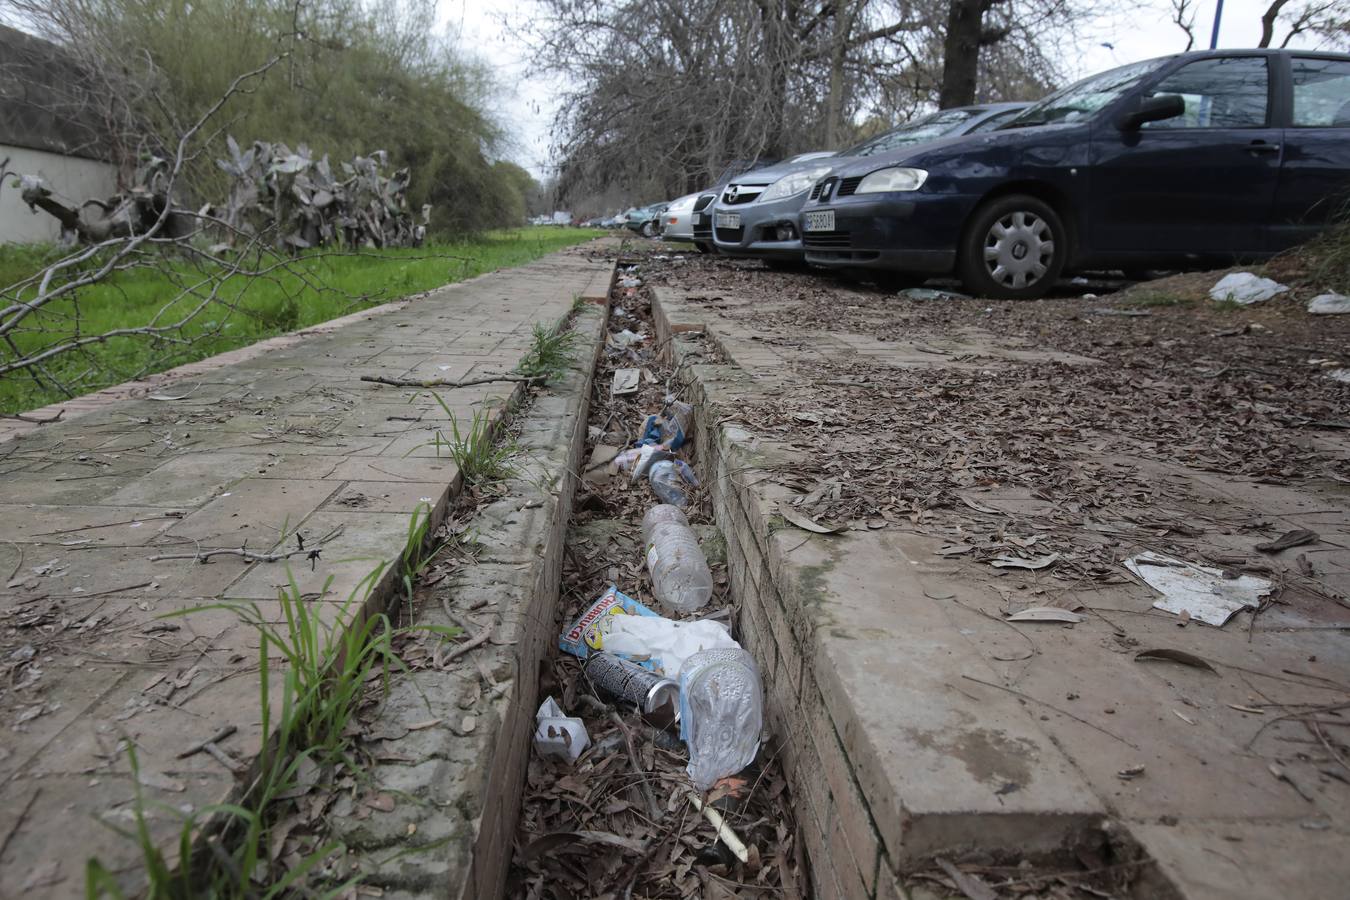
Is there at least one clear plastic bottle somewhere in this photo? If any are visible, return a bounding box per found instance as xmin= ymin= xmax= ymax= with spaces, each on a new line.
xmin=648 ymin=459 xmax=697 ymax=507
xmin=678 ymin=647 xmax=763 ymax=790
xmin=645 ymin=519 xmax=713 ymax=613
xmin=642 ymin=504 xmax=689 ymax=543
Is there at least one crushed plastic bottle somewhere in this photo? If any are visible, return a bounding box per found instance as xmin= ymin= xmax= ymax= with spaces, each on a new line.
xmin=645 ymin=514 xmax=713 ymax=612
xmin=648 ymin=458 xmax=698 ymax=507
xmin=642 ymin=504 xmax=689 ymax=543
xmin=679 ymin=647 xmax=763 ymax=790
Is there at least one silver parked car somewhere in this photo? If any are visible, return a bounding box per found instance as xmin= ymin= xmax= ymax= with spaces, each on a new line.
xmin=658 ymin=193 xmax=702 ymax=243
xmin=711 ymin=103 xmax=1028 ymax=263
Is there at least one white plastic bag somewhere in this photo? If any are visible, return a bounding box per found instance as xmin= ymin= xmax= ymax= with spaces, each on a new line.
xmin=1209 ymin=272 xmax=1288 ymax=305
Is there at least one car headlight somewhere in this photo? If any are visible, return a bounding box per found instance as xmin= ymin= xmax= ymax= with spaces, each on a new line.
xmin=856 ymin=167 xmax=928 ymax=193
xmin=758 ymin=166 xmax=834 ymax=203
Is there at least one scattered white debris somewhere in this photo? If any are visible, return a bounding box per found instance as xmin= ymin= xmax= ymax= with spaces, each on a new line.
xmin=1209 ymin=272 xmax=1288 ymax=305
xmin=1328 ymin=369 xmax=1350 ymax=384
xmin=534 ymin=696 xmax=590 ymax=762
xmin=1124 ymin=551 xmax=1273 ymax=626
xmin=899 ymin=287 xmax=969 ymax=301
xmin=1308 ymin=292 xmax=1350 ymax=315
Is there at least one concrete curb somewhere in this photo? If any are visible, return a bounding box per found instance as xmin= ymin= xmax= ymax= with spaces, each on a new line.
xmin=326 ymin=287 xmax=611 ymax=898
xmin=650 ymin=286 xmax=1121 ymax=900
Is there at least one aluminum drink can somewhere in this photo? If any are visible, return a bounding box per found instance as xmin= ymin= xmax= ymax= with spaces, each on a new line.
xmin=583 ymin=652 xmax=679 ymax=718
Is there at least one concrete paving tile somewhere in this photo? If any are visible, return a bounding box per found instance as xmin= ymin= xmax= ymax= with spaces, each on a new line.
xmin=223 ymin=509 xmax=414 ymax=602
xmin=1129 ymin=819 xmax=1350 ymax=900
xmin=325 ymin=481 xmax=452 ymax=517
xmin=0 ymin=460 xmax=157 ymax=505
xmin=101 ymin=452 xmax=274 ymax=507
xmin=167 ymin=478 xmax=339 ymax=547
xmin=8 ymin=543 xmax=251 ymax=599
xmin=0 ymin=773 xmax=185 ymax=899
xmin=0 ymin=505 xmax=183 ymax=545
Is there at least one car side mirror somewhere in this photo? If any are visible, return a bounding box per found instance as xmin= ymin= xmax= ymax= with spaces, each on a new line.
xmin=1118 ymin=94 xmax=1185 ymax=130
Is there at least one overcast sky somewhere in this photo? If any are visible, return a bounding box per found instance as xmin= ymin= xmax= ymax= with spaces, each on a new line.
xmin=444 ymin=0 xmax=1338 ymax=179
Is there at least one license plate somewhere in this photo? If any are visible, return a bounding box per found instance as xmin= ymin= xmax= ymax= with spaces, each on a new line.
xmin=803 ymin=210 xmax=835 ymax=232
xmin=692 ymin=213 xmax=705 ymax=226
xmin=714 ymin=212 xmax=740 ymax=229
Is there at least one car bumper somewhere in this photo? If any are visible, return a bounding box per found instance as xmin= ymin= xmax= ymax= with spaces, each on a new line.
xmin=800 ymin=193 xmax=973 ymax=272
xmin=662 ymin=211 xmax=695 ymax=241
xmin=710 ymin=195 xmax=809 ymax=259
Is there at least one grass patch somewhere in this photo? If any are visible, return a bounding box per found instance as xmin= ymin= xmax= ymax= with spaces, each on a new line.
xmin=0 ymin=227 xmax=603 ymax=414
xmin=515 ymin=321 xmax=582 ymax=382
xmin=422 ymin=400 xmax=520 ymax=486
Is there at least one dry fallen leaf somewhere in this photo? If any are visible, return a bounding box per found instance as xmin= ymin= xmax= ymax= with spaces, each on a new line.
xmin=1006 ymin=606 xmax=1084 ymax=623
xmin=990 ymin=553 xmax=1060 ymax=570
xmin=779 ymin=507 xmax=845 ymax=535
xmin=1135 ymin=648 xmax=1218 ymax=674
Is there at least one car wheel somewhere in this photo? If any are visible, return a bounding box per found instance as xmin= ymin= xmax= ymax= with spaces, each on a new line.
xmin=958 ymin=195 xmax=1066 ymax=300
xmin=694 ymin=242 xmax=714 ymax=254
xmin=641 ymin=221 xmax=656 ymax=238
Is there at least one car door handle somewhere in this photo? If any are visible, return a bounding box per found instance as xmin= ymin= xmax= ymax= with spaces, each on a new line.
xmin=1247 ymin=141 xmax=1281 ymax=154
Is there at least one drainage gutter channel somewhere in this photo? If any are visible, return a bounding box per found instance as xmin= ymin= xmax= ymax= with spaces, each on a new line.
xmin=302 ymin=278 xmax=613 ymax=896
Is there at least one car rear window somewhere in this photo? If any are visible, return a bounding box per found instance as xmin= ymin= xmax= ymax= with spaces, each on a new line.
xmin=1292 ymin=57 xmax=1350 ymax=127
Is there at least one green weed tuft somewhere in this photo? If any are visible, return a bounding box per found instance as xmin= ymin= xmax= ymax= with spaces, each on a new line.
xmin=515 ymin=322 xmax=581 ymax=383
xmin=420 ymin=393 xmax=519 ymax=485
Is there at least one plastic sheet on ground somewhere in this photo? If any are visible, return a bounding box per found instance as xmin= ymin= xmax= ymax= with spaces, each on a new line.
xmin=1308 ymin=292 xmax=1350 ymax=315
xmin=1124 ymin=551 xmax=1273 ymax=626
xmin=1208 ymin=272 xmax=1288 ymax=305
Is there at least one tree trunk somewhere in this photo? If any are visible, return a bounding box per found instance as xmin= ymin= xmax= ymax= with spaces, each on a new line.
xmin=824 ymin=2 xmax=860 ymax=148
xmin=939 ymin=0 xmax=986 ymax=108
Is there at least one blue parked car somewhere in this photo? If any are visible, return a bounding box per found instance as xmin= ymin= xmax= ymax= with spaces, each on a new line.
xmin=800 ymin=49 xmax=1350 ymax=299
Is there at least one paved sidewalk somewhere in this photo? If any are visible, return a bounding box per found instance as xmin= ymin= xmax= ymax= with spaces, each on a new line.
xmin=0 ymin=248 xmax=612 ymax=896
xmin=648 ymin=257 xmax=1350 ymax=899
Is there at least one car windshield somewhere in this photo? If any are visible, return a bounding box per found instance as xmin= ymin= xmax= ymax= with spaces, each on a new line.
xmin=841 ymin=108 xmax=981 ymax=157
xmin=1002 ymin=59 xmax=1163 ymax=127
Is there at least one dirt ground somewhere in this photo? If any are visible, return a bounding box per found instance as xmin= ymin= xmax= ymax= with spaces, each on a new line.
xmin=631 ymin=243 xmax=1350 ymax=898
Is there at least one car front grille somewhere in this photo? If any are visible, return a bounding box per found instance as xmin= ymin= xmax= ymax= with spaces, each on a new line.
xmin=808 ymin=182 xmax=825 ymax=200
xmin=714 ymin=226 xmax=744 ymax=243
xmin=802 ymin=230 xmax=852 ymax=249
xmin=836 ymin=176 xmax=863 ymax=197
xmin=721 ymin=186 xmax=764 ymax=205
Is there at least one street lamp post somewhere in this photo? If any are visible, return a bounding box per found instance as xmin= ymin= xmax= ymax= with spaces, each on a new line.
xmin=1209 ymin=0 xmax=1225 ymax=49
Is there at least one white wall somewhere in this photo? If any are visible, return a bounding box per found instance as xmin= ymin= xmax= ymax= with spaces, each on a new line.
xmin=0 ymin=144 xmax=117 ymax=244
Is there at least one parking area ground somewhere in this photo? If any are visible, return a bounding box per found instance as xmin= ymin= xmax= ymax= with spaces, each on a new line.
xmin=645 ymin=246 xmax=1350 ymax=898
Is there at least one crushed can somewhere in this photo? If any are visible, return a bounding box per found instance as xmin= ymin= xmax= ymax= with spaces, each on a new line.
xmin=583 ymin=652 xmax=680 ymax=728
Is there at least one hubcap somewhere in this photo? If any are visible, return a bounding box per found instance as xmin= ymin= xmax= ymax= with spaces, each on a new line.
xmin=983 ymin=211 xmax=1054 ymax=290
